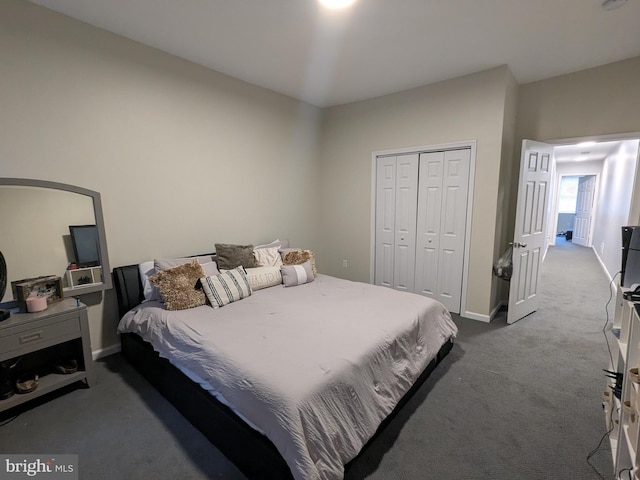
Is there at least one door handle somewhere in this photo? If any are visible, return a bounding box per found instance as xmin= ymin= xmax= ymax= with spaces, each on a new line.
xmin=510 ymin=242 xmax=528 ymax=248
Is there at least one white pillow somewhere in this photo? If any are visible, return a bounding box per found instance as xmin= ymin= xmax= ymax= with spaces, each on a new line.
xmin=244 ymin=266 xmax=282 ymax=290
xmin=201 ymin=267 xmax=252 ymax=308
xmin=139 ymin=261 xmax=157 ymax=302
xmin=253 ymin=247 xmax=283 ymax=267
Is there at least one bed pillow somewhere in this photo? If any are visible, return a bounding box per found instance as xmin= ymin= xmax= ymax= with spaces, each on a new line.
xmin=281 ymin=261 xmax=315 ymax=287
xmin=282 ymin=249 xmax=317 ymax=277
xmin=139 ymin=260 xmax=157 ymax=302
xmin=253 ymin=247 xmax=283 ymax=267
xmin=140 ymin=256 xmax=216 ymax=302
xmin=244 ymin=266 xmax=283 ymax=290
xmin=154 ymin=256 xmax=212 ymax=272
xmin=255 ymin=239 xmax=290 ymax=250
xmin=215 ymin=243 xmax=256 ymax=270
xmin=149 ymin=259 xmax=207 ymax=310
xmin=201 ymin=267 xmax=252 ymax=308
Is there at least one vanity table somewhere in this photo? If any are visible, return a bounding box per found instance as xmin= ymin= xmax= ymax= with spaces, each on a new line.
xmin=0 ymin=298 xmax=95 ymax=413
xmin=0 ymin=178 xmax=110 ymax=413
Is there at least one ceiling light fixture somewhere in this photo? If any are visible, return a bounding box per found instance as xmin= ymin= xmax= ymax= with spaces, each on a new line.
xmin=319 ymin=0 xmax=357 ymax=9
xmin=602 ymin=0 xmax=628 ymax=11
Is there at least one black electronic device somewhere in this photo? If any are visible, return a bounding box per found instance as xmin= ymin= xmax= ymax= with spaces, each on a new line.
xmin=621 ymin=226 xmax=640 ymax=288
xmin=623 ymin=284 xmax=640 ymax=302
xmin=69 ymin=225 xmax=100 ymax=268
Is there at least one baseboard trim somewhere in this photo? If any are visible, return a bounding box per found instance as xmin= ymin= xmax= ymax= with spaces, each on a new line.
xmin=591 ymin=245 xmax=614 ymax=284
xmin=462 ymin=310 xmax=491 ymax=323
xmin=93 ymin=343 xmax=121 ymax=360
xmin=490 ymin=301 xmax=507 ymax=321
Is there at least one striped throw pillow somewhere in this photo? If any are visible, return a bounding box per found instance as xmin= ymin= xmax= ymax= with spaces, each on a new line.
xmin=201 ymin=267 xmax=252 ymax=308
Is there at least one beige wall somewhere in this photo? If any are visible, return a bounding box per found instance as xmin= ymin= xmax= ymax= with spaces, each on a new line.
xmin=0 ymin=0 xmax=322 ymax=354
xmin=515 ymin=57 xmax=640 ymax=227
xmin=317 ymin=66 xmax=513 ymax=320
xmin=4 ymin=0 xmax=640 ymax=352
xmin=492 ymin=69 xmax=519 ymax=311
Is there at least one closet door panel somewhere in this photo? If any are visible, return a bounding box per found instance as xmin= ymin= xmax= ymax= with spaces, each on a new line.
xmin=415 ymin=151 xmax=443 ymax=299
xmin=393 ymin=154 xmax=419 ymax=291
xmin=436 ymin=149 xmax=470 ymax=312
xmin=374 ymin=157 xmax=396 ymax=287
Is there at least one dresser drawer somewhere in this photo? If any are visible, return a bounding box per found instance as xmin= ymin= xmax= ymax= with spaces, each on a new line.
xmin=0 ymin=316 xmax=81 ymax=357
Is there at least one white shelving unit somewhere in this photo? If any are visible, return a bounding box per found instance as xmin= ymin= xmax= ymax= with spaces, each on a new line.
xmin=64 ymin=266 xmax=102 ymax=291
xmin=608 ymin=285 xmax=640 ymax=478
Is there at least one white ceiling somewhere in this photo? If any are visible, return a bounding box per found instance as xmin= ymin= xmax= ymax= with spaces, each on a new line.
xmin=29 ymin=0 xmax=640 ymax=107
xmin=553 ymin=141 xmax=624 ymax=163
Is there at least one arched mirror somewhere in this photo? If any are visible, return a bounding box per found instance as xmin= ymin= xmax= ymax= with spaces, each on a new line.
xmin=0 ymin=178 xmax=111 ymax=304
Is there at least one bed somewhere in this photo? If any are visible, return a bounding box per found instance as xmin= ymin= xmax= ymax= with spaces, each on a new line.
xmin=114 ymin=258 xmax=457 ymax=480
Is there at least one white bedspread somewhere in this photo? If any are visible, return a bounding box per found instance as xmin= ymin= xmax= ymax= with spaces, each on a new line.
xmin=118 ymin=274 xmax=457 ymax=480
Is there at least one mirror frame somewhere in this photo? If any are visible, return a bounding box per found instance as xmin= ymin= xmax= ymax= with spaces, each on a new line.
xmin=0 ymin=177 xmax=112 ymax=298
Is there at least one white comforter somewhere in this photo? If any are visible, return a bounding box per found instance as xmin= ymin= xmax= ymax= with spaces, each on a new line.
xmin=117 ymin=274 xmax=457 ymax=480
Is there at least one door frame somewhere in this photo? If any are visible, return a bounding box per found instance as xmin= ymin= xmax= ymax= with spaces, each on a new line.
xmin=370 ymin=140 xmax=477 ymax=315
xmin=550 ymin=173 xmax=600 ymax=248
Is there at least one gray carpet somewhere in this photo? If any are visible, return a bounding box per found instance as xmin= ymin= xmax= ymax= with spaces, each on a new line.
xmin=0 ymin=238 xmax=615 ymax=479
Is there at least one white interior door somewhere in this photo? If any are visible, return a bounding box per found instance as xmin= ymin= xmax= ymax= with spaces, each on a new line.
xmin=374 ymin=154 xmax=418 ymax=291
xmin=573 ymin=175 xmax=596 ymax=247
xmin=415 ymin=149 xmax=470 ymax=313
xmin=374 ymin=157 xmax=396 ymax=288
xmin=392 ymin=154 xmax=419 ymax=292
xmin=508 ymin=140 xmax=553 ymax=324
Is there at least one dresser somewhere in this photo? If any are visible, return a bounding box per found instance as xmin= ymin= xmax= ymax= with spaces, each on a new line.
xmin=0 ymin=298 xmax=94 ymax=413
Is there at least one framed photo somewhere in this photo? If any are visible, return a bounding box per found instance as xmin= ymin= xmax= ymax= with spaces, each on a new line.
xmin=11 ymin=275 xmax=64 ymax=313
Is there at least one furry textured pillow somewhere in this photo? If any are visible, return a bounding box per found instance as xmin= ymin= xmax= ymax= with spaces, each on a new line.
xmin=201 ymin=267 xmax=252 ymax=308
xmin=215 ymin=243 xmax=256 ymax=270
xmin=149 ymin=259 xmax=207 ymax=310
xmin=282 ymin=250 xmax=317 ymax=277
xmin=281 ymin=261 xmax=315 ymax=287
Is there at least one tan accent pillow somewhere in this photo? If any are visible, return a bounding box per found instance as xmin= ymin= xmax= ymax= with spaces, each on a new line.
xmin=149 ymin=259 xmax=206 ymax=310
xmin=282 ymin=250 xmax=317 ymax=277
xmin=244 ymin=266 xmax=283 ymax=290
xmin=253 ymin=247 xmax=283 ymax=267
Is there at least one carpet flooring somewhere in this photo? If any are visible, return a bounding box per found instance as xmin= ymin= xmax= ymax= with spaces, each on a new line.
xmin=0 ymin=238 xmax=615 ymax=479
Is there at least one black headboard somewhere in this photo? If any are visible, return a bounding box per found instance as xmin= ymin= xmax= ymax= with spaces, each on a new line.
xmin=112 ymin=253 xmax=217 ymax=318
xmin=113 ymin=264 xmax=144 ymax=318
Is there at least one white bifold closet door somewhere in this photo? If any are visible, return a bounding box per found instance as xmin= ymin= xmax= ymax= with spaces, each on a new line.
xmin=374 ymin=154 xmax=418 ymax=292
xmin=414 ymin=149 xmax=470 ymax=313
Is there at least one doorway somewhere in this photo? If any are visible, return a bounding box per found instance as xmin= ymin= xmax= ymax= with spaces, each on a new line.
xmin=508 ymin=134 xmax=640 ymax=324
xmin=553 ymin=174 xmax=599 ymax=247
xmin=547 ymin=136 xmax=640 ymax=281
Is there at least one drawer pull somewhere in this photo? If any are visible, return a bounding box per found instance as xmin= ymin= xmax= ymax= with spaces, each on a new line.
xmin=19 ymin=331 xmax=43 ymax=344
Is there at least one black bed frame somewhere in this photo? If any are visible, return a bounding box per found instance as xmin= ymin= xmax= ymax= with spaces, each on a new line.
xmin=113 ymin=264 xmax=454 ymax=480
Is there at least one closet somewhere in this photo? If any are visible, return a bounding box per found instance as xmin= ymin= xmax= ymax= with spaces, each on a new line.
xmin=374 ymin=148 xmax=471 ymax=313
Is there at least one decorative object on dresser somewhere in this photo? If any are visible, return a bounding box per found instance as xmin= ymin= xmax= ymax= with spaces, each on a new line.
xmin=11 ymin=276 xmax=64 ymax=313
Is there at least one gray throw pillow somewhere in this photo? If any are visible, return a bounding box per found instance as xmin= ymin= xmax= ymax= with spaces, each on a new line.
xmin=281 ymin=261 xmax=315 ymax=287
xmin=215 ymin=243 xmax=256 ymax=270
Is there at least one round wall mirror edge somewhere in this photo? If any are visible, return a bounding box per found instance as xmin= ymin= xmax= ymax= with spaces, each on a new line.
xmin=0 ymin=177 xmax=112 ymax=304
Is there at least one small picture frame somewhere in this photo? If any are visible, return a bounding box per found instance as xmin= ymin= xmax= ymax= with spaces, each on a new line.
xmin=11 ymin=275 xmax=64 ymax=313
